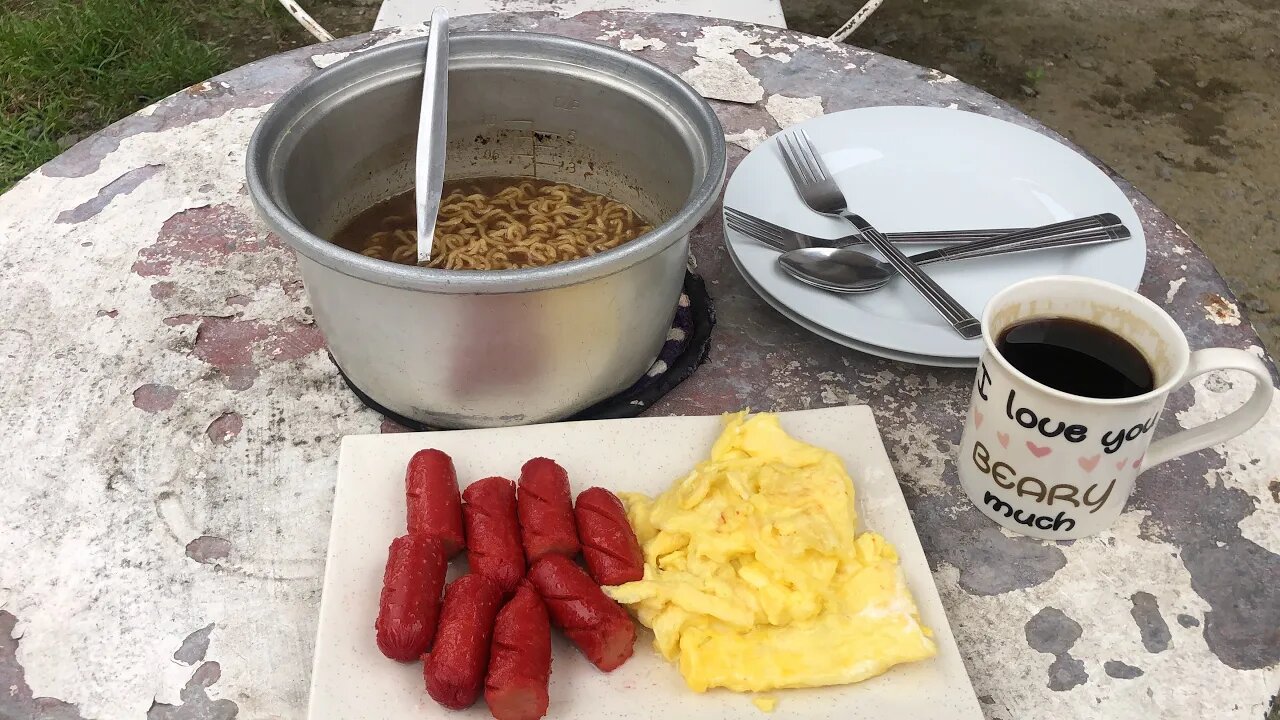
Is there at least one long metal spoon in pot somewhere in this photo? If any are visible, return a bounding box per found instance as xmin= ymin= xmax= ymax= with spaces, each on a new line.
xmin=415 ymin=7 xmax=449 ymax=262
xmin=780 ymin=224 xmax=1132 ymax=294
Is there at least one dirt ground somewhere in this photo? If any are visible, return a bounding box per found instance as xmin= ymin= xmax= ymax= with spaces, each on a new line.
xmin=231 ymin=0 xmax=1280 ymax=356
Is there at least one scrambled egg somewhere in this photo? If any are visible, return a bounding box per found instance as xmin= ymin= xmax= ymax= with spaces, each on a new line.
xmin=605 ymin=411 xmax=936 ymax=694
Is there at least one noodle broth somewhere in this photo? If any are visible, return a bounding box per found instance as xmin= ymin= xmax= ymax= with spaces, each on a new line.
xmin=332 ymin=177 xmax=653 ymax=270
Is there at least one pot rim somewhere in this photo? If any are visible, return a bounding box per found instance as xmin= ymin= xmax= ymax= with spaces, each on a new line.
xmin=246 ymin=31 xmax=726 ymax=294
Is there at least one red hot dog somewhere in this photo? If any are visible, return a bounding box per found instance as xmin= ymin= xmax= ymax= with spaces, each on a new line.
xmin=406 ymin=449 xmax=466 ymax=558
xmin=375 ymin=534 xmax=448 ymax=662
xmin=424 ymin=574 xmax=504 ymax=709
xmin=463 ymin=477 xmax=526 ymax=595
xmin=517 ymin=458 xmax=580 ymax=564
xmin=485 ymin=580 xmax=552 ymax=720
xmin=574 ymin=487 xmax=645 ymax=586
xmin=528 ymin=555 xmax=636 ymax=672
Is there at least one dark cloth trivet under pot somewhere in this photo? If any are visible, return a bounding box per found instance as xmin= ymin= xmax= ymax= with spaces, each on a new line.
xmin=332 ymin=271 xmax=715 ymax=431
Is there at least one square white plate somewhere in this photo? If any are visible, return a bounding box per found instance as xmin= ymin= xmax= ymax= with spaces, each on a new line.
xmin=308 ymin=407 xmax=983 ymax=719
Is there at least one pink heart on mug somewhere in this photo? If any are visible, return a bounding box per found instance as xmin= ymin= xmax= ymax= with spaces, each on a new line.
xmin=1026 ymin=441 xmax=1052 ymax=458
xmin=1116 ymin=459 xmax=1128 ymax=470
xmin=1132 ymin=454 xmax=1144 ymax=469
xmin=997 ymin=432 xmax=1010 ymax=448
xmin=974 ymin=410 xmax=984 ymax=428
xmin=1078 ymin=454 xmax=1101 ymax=472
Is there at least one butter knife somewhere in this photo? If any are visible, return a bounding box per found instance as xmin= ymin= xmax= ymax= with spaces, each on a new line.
xmin=416 ymin=7 xmax=449 ymax=263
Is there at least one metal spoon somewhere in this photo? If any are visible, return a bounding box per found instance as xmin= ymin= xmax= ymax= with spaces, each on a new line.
xmin=415 ymin=7 xmax=449 ymax=262
xmin=779 ymin=225 xmax=1132 ymax=294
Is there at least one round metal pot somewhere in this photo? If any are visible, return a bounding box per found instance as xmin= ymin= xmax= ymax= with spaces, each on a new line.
xmin=247 ymin=32 xmax=725 ymax=428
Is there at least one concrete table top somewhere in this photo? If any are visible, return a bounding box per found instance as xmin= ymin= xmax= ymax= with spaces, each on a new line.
xmin=373 ymin=0 xmax=788 ymax=31
xmin=0 ymin=11 xmax=1275 ymax=720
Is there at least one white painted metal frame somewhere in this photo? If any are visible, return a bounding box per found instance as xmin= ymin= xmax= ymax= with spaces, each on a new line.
xmin=276 ymin=0 xmax=334 ymax=41
xmin=280 ymin=0 xmax=896 ymax=43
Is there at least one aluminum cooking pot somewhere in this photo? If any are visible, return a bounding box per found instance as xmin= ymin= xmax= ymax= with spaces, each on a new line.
xmin=247 ymin=32 xmax=726 ymax=428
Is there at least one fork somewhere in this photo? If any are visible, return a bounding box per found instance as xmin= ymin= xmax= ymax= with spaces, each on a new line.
xmin=725 ymin=207 xmax=1008 ymax=249
xmin=725 ymin=206 xmax=1126 ymax=252
xmin=777 ymin=129 xmax=983 ymax=339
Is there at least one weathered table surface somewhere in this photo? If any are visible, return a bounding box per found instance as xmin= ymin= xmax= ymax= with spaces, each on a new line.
xmin=0 ymin=11 xmax=1275 ymax=720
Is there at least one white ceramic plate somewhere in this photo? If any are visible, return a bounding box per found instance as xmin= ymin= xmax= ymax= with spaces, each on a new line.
xmin=723 ymin=106 xmax=1147 ymax=360
xmin=724 ymin=230 xmax=978 ymax=368
xmin=308 ymin=408 xmax=983 ymax=719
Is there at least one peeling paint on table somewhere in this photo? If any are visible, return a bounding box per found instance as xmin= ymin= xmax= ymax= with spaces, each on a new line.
xmin=763 ymin=94 xmax=825 ymax=129
xmin=1024 ymin=607 xmax=1088 ymax=691
xmin=0 ymin=11 xmax=1276 ymax=720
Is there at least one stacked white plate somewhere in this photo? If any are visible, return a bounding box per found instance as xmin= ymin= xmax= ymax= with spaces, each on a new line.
xmin=722 ymin=107 xmax=1147 ymax=367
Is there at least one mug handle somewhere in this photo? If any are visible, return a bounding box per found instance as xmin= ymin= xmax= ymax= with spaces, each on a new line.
xmin=1143 ymin=348 xmax=1275 ymax=470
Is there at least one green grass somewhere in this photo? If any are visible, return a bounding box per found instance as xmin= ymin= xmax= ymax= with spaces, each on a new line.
xmin=0 ymin=0 xmax=234 ymax=191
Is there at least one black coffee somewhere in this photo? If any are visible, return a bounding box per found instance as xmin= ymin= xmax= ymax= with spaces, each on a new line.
xmin=996 ymin=317 xmax=1155 ymax=399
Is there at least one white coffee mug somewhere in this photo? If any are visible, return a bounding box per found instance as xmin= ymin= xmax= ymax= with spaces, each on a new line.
xmin=958 ymin=276 xmax=1274 ymax=540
